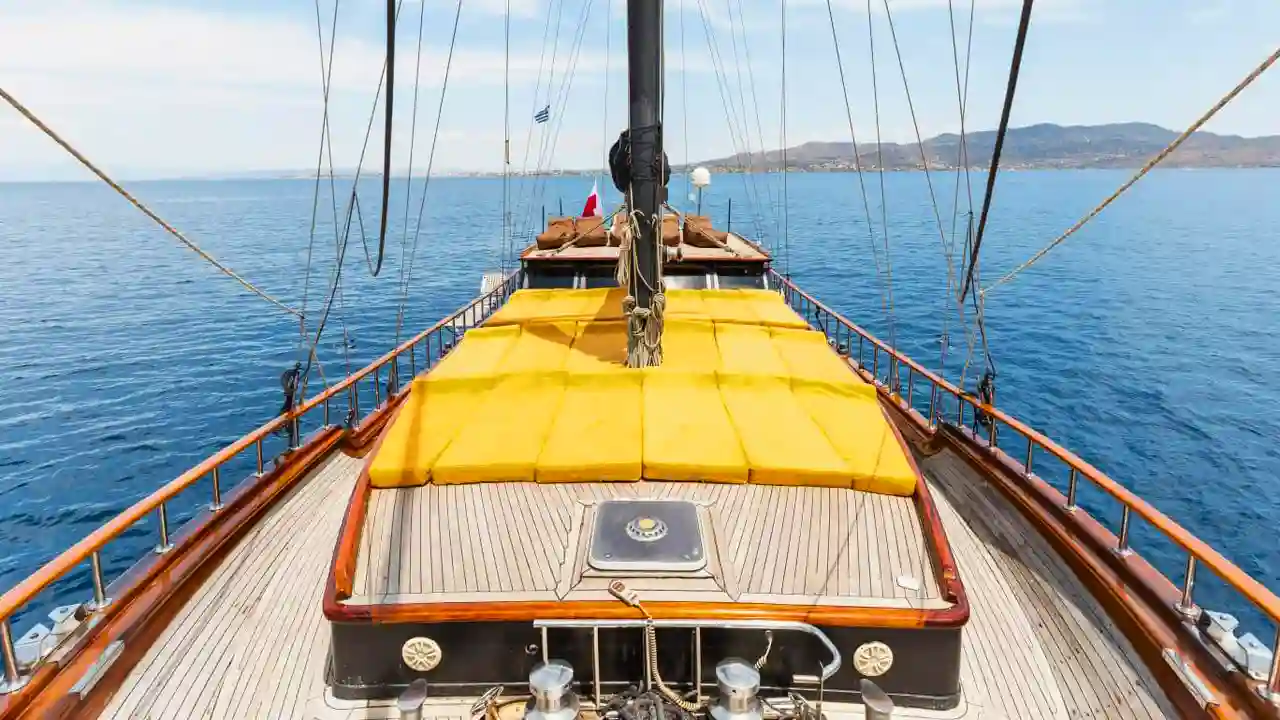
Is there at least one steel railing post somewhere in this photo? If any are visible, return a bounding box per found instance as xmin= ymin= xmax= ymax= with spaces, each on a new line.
xmin=210 ymin=467 xmax=223 ymax=512
xmin=0 ymin=619 xmax=27 ymax=694
xmin=155 ymin=503 xmax=174 ymax=554
xmin=1116 ymin=506 xmax=1133 ymax=556
xmin=88 ymin=550 xmax=110 ymax=611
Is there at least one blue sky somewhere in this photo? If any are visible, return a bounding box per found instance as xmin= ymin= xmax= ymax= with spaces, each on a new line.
xmin=1 ymin=0 xmax=1277 ymax=180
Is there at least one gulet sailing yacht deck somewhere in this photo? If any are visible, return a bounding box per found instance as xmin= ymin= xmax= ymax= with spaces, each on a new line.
xmin=2 ymin=228 xmax=1277 ymax=720
xmin=90 ymin=439 xmax=1173 ymax=719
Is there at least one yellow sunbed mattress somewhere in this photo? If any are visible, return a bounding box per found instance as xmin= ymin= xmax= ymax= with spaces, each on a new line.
xmin=370 ymin=288 xmax=917 ymax=496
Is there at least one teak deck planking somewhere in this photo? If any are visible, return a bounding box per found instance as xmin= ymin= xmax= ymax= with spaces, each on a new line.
xmin=92 ymin=444 xmax=1176 ymax=719
xmin=350 ymin=481 xmax=943 ymax=608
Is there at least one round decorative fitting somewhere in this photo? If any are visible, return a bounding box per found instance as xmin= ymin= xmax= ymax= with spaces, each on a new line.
xmin=625 ymin=515 xmax=669 ymax=543
xmin=402 ymin=636 xmax=443 ymax=672
xmin=852 ymin=641 xmax=894 ymax=677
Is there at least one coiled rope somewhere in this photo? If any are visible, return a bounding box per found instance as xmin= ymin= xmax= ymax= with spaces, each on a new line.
xmin=0 ymin=86 xmax=302 ymax=318
xmin=984 ymin=45 xmax=1280 ymax=296
xmin=620 ymin=209 xmax=665 ymax=368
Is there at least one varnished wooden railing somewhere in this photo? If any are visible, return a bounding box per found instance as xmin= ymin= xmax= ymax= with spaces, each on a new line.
xmin=772 ymin=270 xmax=1280 ymax=705
xmin=0 ymin=272 xmax=521 ymax=691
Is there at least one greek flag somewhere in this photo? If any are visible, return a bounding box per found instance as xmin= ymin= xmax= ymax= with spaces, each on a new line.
xmin=534 ymin=105 xmax=551 ymax=124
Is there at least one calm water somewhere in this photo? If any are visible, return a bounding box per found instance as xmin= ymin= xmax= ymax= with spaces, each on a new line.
xmin=1 ymin=170 xmax=1277 ymax=637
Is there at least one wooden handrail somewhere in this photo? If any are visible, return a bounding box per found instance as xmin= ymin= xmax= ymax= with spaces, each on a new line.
xmin=771 ymin=271 xmax=1280 ymax=627
xmin=0 ymin=272 xmax=519 ymax=624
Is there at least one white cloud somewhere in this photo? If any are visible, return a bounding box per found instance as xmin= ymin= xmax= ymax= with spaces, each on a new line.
xmin=0 ymin=0 xmax=620 ymax=178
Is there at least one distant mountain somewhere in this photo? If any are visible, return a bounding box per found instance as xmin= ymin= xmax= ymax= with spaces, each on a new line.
xmin=694 ymin=123 xmax=1280 ymax=172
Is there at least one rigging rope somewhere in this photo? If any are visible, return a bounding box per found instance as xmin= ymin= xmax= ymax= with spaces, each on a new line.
xmin=824 ymin=0 xmax=894 ymax=363
xmin=301 ymin=0 xmax=346 ymax=366
xmin=680 ymin=0 xmax=690 ymax=209
xmin=520 ymin=0 xmax=597 ymax=236
xmin=0 ymin=86 xmax=301 ymax=318
xmin=693 ymin=0 xmax=767 ymax=240
xmin=865 ymin=0 xmax=897 ymax=369
xmin=779 ymin=0 xmax=789 ymax=273
xmin=391 ymin=0 xmax=432 ymax=352
xmin=600 ymin=0 xmax=613 ymax=211
xmin=880 ymin=0 xmax=976 ymax=390
xmin=946 ymin=0 xmax=976 ymax=271
xmin=511 ymin=0 xmax=559 ymax=239
xmin=727 ymin=0 xmax=779 ymax=246
xmin=401 ymin=0 xmax=467 ymax=334
xmin=301 ymin=0 xmax=409 ymax=389
xmin=502 ymin=0 xmax=512 ymax=272
xmin=958 ymin=0 xmax=1032 ymax=302
xmin=369 ymin=0 xmax=397 ymax=278
xmin=985 ymin=44 xmax=1280 ymax=295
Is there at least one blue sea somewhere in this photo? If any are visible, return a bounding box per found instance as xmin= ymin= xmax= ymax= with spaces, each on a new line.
xmin=1 ymin=170 xmax=1277 ymax=639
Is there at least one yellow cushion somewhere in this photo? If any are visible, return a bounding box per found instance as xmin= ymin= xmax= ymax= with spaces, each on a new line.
xmin=715 ymin=322 xmax=788 ymax=378
xmin=769 ymin=327 xmax=869 ymax=392
xmin=488 ymin=288 xmax=630 ymax=326
xmin=567 ymin=321 xmax=629 ymax=375
xmin=738 ymin=289 xmax=809 ymax=329
xmin=432 ymin=375 xmax=567 ymax=483
xmin=369 ymin=376 xmax=491 ymax=488
xmin=538 ymin=374 xmax=642 ymax=482
xmin=701 ymin=289 xmax=758 ymax=324
xmin=661 ymin=319 xmax=719 ymax=372
xmin=719 ymin=374 xmax=852 ymax=488
xmin=418 ymin=325 xmax=521 ymax=384
xmin=665 ymin=289 xmax=709 ymax=319
xmin=795 ymin=383 xmax=917 ymax=496
xmin=643 ymin=370 xmax=747 ymax=483
xmin=485 ymin=289 xmax=554 ymax=326
xmin=495 ymin=321 xmax=576 ymax=375
xmin=537 ymin=288 xmax=606 ymax=320
xmin=582 ymin=288 xmax=629 ymax=322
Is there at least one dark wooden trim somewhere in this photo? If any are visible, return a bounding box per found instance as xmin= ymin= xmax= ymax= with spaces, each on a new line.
xmin=329 ymin=597 xmax=947 ymax=627
xmin=328 ymin=390 xmax=412 ymax=603
xmin=1 ymin=427 xmax=345 ymax=719
xmin=938 ymin=426 xmax=1270 ymax=720
xmin=876 ymin=378 xmax=1262 ymax=720
xmin=324 ymin=388 xmax=969 ymax=630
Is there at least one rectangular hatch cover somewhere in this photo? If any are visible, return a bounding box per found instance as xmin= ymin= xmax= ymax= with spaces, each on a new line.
xmin=588 ymin=499 xmax=707 ymax=572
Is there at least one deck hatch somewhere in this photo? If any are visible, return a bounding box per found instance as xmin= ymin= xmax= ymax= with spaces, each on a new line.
xmin=588 ymin=499 xmax=706 ymax=572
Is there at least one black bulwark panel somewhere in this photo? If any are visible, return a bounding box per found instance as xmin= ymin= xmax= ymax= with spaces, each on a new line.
xmin=329 ymin=619 xmax=962 ymax=710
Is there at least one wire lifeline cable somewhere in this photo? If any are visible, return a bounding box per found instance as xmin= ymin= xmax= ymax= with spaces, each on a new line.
xmin=0 ymin=86 xmax=301 ymax=318
xmin=985 ymin=44 xmax=1280 ymax=296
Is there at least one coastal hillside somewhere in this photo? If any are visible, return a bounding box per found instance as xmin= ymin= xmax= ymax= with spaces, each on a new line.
xmin=695 ymin=122 xmax=1280 ymax=172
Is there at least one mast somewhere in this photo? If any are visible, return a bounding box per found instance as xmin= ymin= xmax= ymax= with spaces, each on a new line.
xmin=624 ymin=0 xmax=666 ymax=366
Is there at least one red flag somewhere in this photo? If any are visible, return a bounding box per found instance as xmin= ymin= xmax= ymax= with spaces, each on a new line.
xmin=582 ymin=181 xmax=601 ymax=217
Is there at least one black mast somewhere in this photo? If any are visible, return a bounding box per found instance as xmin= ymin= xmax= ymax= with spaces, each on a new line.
xmin=625 ymin=0 xmax=666 ymax=366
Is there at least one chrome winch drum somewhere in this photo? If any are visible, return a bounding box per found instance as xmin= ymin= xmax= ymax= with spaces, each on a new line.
xmin=526 ymin=660 xmax=580 ymax=720
xmin=709 ymin=658 xmax=763 ymax=720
